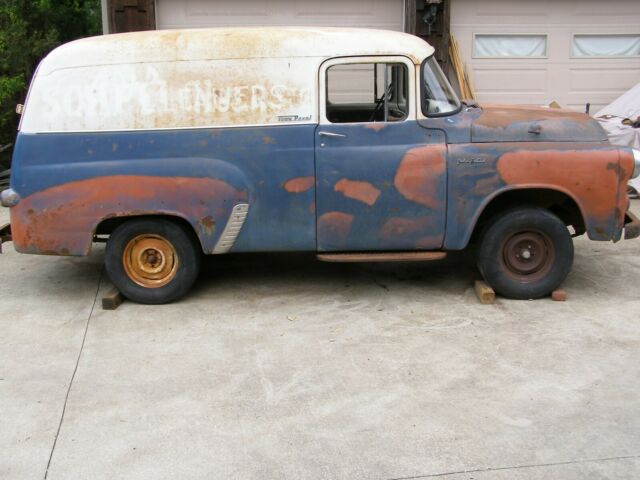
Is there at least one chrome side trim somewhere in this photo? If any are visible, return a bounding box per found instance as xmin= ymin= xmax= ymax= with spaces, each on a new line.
xmin=212 ymin=203 xmax=250 ymax=254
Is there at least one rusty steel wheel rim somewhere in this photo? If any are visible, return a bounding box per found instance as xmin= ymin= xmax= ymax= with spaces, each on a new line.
xmin=501 ymin=230 xmax=555 ymax=282
xmin=123 ymin=234 xmax=178 ymax=288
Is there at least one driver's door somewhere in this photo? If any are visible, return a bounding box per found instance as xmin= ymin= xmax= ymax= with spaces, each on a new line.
xmin=315 ymin=56 xmax=447 ymax=252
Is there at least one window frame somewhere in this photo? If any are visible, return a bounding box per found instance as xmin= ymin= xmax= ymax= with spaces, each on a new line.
xmin=472 ymin=33 xmax=549 ymax=60
xmin=318 ymin=55 xmax=416 ymax=125
xmin=420 ymin=56 xmax=462 ymax=118
xmin=570 ymin=32 xmax=640 ymax=59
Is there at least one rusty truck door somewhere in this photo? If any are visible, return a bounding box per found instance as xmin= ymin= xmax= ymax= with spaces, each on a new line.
xmin=315 ymin=56 xmax=447 ymax=252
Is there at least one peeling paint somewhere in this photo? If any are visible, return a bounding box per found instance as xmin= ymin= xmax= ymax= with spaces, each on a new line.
xmin=317 ymin=212 xmax=354 ymax=249
xmin=334 ymin=178 xmax=381 ymax=206
xmin=283 ymin=176 xmax=314 ymax=193
xmin=394 ymin=145 xmax=446 ymax=209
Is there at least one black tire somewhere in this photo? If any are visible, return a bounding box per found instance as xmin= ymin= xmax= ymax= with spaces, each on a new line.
xmin=105 ymin=218 xmax=202 ymax=304
xmin=477 ymin=208 xmax=573 ymax=300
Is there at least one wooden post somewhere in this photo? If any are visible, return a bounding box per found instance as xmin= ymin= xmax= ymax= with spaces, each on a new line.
xmin=404 ymin=0 xmax=417 ymax=35
xmin=108 ymin=0 xmax=156 ymax=34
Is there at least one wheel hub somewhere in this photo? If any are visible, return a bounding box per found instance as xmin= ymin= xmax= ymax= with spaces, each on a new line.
xmin=123 ymin=234 xmax=178 ymax=288
xmin=502 ymin=231 xmax=554 ymax=280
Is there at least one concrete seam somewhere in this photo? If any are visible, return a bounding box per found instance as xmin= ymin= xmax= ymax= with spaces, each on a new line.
xmin=43 ymin=268 xmax=104 ymax=480
xmin=387 ymin=454 xmax=640 ymax=480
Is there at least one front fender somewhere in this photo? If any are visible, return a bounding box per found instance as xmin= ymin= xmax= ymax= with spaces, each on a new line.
xmin=444 ymin=143 xmax=631 ymax=249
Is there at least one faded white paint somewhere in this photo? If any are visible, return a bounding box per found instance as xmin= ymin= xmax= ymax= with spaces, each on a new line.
xmin=20 ymin=27 xmax=434 ymax=133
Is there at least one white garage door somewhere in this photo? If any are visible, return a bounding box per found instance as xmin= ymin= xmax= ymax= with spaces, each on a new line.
xmin=156 ymin=0 xmax=404 ymax=31
xmin=451 ymin=0 xmax=640 ymax=112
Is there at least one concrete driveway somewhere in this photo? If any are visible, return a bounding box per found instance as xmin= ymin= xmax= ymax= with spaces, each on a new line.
xmin=1 ymin=204 xmax=639 ymax=480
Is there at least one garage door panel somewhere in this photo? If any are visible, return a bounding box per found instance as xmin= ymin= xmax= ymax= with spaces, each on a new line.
xmin=452 ymin=0 xmax=640 ymax=109
xmin=570 ymin=67 xmax=640 ymax=94
xmin=293 ymin=0 xmax=375 ymax=16
xmin=185 ymin=0 xmax=269 ymax=17
xmin=473 ymin=68 xmax=546 ymax=95
xmin=157 ymin=0 xmax=403 ymax=31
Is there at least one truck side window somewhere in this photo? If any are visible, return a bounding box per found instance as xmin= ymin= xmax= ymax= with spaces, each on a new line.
xmin=326 ymin=63 xmax=408 ymax=123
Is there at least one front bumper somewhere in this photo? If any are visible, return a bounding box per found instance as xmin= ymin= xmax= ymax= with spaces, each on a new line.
xmin=0 ymin=223 xmax=11 ymax=253
xmin=624 ymin=211 xmax=640 ymax=240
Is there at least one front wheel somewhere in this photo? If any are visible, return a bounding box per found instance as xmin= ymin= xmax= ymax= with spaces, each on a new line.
xmin=105 ymin=218 xmax=202 ymax=304
xmin=477 ymin=208 xmax=573 ymax=299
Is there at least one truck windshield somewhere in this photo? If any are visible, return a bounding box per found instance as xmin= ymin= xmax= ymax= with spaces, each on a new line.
xmin=422 ymin=56 xmax=461 ymax=116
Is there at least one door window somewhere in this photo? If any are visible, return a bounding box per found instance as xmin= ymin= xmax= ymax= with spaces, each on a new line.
xmin=325 ymin=62 xmax=409 ymax=123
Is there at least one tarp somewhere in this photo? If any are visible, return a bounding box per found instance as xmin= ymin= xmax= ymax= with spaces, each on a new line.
xmin=595 ymin=83 xmax=640 ymax=193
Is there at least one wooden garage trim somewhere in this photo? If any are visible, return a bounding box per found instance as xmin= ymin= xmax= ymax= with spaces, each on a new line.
xmin=108 ymin=0 xmax=156 ymax=33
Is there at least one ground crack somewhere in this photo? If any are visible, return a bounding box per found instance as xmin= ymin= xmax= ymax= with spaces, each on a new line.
xmin=387 ymin=454 xmax=640 ymax=479
xmin=44 ymin=268 xmax=103 ymax=479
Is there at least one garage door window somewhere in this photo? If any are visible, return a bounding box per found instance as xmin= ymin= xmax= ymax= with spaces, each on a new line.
xmin=326 ymin=63 xmax=408 ymax=123
xmin=474 ymin=34 xmax=547 ymax=58
xmin=572 ymin=34 xmax=640 ymax=58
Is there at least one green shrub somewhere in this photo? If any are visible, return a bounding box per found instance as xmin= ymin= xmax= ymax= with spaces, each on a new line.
xmin=0 ymin=0 xmax=101 ymax=167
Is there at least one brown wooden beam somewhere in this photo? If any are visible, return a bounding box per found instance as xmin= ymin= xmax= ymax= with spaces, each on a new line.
xmin=108 ymin=0 xmax=156 ymax=34
xmin=404 ymin=0 xmax=417 ymax=34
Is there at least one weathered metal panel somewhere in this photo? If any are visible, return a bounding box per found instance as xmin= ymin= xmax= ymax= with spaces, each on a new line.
xmin=315 ymin=121 xmax=447 ymax=251
xmin=9 ymin=125 xmax=316 ymax=255
xmin=444 ymin=142 xmax=632 ymax=249
xmin=471 ymin=104 xmax=608 ymax=143
xmin=20 ymin=28 xmax=435 ymax=134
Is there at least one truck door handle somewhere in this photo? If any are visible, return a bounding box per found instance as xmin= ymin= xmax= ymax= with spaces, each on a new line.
xmin=318 ymin=131 xmax=346 ymax=138
xmin=528 ymin=124 xmax=542 ymax=135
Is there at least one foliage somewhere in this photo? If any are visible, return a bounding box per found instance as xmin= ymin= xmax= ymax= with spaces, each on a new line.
xmin=0 ymin=0 xmax=102 ymax=166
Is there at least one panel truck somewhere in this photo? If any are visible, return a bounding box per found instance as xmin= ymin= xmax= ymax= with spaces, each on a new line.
xmin=1 ymin=28 xmax=639 ymax=303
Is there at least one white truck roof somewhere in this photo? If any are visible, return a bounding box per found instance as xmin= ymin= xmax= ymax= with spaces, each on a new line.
xmin=37 ymin=27 xmax=434 ymax=75
xmin=22 ymin=27 xmax=435 ymax=133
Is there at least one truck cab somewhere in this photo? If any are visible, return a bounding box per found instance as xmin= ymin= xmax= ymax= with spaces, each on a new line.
xmin=1 ymin=27 xmax=639 ymax=303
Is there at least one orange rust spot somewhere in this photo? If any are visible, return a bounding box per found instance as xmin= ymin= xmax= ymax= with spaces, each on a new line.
xmin=334 ymin=179 xmax=381 ymax=206
xmin=394 ymin=145 xmax=446 ymax=209
xmin=379 ymin=216 xmax=430 ymax=240
xmin=199 ymin=216 xmax=215 ymax=236
xmin=262 ymin=135 xmax=276 ymax=145
xmin=283 ymin=176 xmax=314 ymax=193
xmin=475 ymin=104 xmax=589 ymax=129
xmin=497 ymin=149 xmax=621 ymax=222
xmin=415 ymin=234 xmax=442 ymax=249
xmin=317 ymin=212 xmax=353 ymax=247
xmin=366 ymin=123 xmax=386 ymax=132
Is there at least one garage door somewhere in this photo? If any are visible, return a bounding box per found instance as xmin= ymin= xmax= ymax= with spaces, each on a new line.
xmin=451 ymin=0 xmax=640 ymax=112
xmin=156 ymin=0 xmax=404 ymax=31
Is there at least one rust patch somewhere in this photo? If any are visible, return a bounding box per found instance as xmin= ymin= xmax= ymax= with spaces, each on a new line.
xmin=475 ymin=104 xmax=589 ymax=129
xmin=394 ymin=145 xmax=446 ymax=209
xmin=334 ymin=179 xmax=381 ymax=206
xmin=497 ymin=149 xmax=621 ymax=222
xmin=11 ymin=175 xmax=245 ymax=255
xmin=283 ymin=176 xmax=314 ymax=193
xmin=262 ymin=135 xmax=276 ymax=145
xmin=365 ymin=124 xmax=386 ymax=132
xmin=317 ymin=212 xmax=353 ymax=247
xmin=199 ymin=216 xmax=215 ymax=236
xmin=379 ymin=216 xmax=430 ymax=241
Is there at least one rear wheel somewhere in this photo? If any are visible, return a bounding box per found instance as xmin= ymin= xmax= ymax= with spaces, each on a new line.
xmin=477 ymin=208 xmax=573 ymax=299
xmin=105 ymin=218 xmax=201 ymax=304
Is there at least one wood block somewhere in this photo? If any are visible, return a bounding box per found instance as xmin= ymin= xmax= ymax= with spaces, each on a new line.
xmin=102 ymin=287 xmax=124 ymax=310
xmin=551 ymin=289 xmax=567 ymax=302
xmin=475 ymin=280 xmax=495 ymax=305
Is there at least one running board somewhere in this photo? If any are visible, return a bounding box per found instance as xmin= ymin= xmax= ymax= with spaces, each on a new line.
xmin=317 ymin=251 xmax=446 ymax=263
